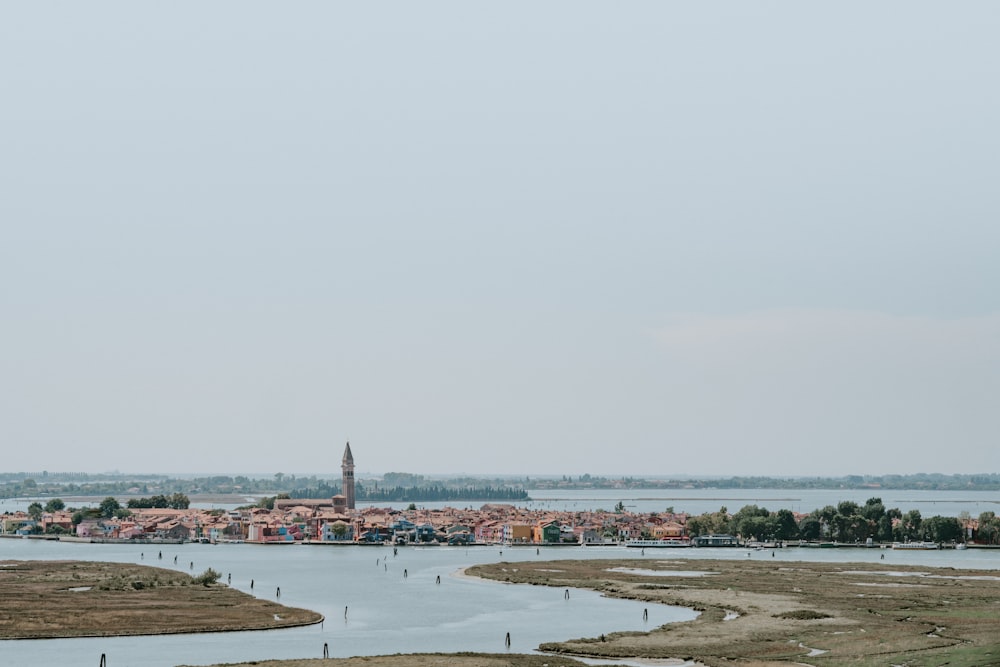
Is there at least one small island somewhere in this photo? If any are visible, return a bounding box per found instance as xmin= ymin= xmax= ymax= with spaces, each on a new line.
xmin=0 ymin=560 xmax=322 ymax=639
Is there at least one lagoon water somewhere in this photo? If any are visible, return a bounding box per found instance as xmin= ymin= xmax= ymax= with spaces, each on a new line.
xmin=0 ymin=538 xmax=695 ymax=667
xmin=3 ymin=537 xmax=1000 ymax=667
xmin=3 ymin=487 xmax=1000 ymax=666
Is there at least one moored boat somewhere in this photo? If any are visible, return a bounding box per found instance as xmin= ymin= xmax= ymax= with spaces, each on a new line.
xmin=892 ymin=541 xmax=939 ymax=550
xmin=626 ymin=538 xmax=691 ymax=548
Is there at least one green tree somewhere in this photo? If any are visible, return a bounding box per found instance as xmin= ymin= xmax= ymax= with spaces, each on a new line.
xmin=44 ymin=498 xmax=65 ymax=512
xmin=732 ymin=505 xmax=770 ymax=539
xmin=922 ymin=516 xmax=961 ymax=543
xmin=27 ymin=502 xmax=43 ymax=521
xmin=614 ymin=501 xmax=626 ymax=514
xmin=895 ymin=509 xmax=922 ymax=542
xmin=876 ymin=515 xmax=894 ymax=543
xmin=977 ymin=512 xmax=1000 ymax=544
xmin=773 ymin=509 xmax=799 ymax=541
xmin=798 ymin=516 xmax=822 ymax=541
xmin=99 ymin=496 xmax=121 ymax=519
xmin=861 ymin=497 xmax=886 ymax=522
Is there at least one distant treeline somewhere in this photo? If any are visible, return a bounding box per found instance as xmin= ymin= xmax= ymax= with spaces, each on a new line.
xmin=6 ymin=471 xmax=1000 ymax=500
xmin=288 ymin=480 xmax=528 ymax=502
xmin=530 ymin=473 xmax=1000 ymax=491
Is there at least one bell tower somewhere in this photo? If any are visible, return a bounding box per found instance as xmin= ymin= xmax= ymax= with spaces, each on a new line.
xmin=341 ymin=441 xmax=356 ymax=510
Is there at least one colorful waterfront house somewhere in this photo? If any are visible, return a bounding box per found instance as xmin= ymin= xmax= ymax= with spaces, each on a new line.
xmin=76 ymin=518 xmax=104 ymax=538
xmin=40 ymin=511 xmax=74 ymax=534
xmin=15 ymin=519 xmax=38 ymax=535
xmin=447 ymin=529 xmax=473 ymax=545
xmin=446 ymin=525 xmax=474 ymax=545
xmin=474 ymin=520 xmax=503 ymax=544
xmin=652 ymin=522 xmax=686 ymax=539
xmin=158 ymin=521 xmax=192 ymax=541
xmin=533 ymin=521 xmax=561 ymax=544
xmin=617 ymin=524 xmax=642 ymax=540
xmin=579 ymin=528 xmax=605 ymax=544
xmin=321 ymin=520 xmax=354 ymax=542
xmin=503 ymin=523 xmax=533 ymax=544
xmin=358 ymin=525 xmax=388 ymax=543
xmin=415 ymin=523 xmax=438 ymax=543
xmin=391 ymin=519 xmax=416 ymax=543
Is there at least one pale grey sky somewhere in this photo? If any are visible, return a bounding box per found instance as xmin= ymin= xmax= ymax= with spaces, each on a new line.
xmin=2 ymin=3 xmax=998 ymax=477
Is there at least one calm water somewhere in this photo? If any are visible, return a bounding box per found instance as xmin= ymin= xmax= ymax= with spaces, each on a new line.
xmin=0 ymin=538 xmax=697 ymax=667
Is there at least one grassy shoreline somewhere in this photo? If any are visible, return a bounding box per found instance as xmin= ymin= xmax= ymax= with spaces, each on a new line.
xmin=6 ymin=557 xmax=1000 ymax=666
xmin=174 ymin=557 xmax=1000 ymax=666
xmin=468 ymin=558 xmax=1000 ymax=666
xmin=0 ymin=560 xmax=322 ymax=639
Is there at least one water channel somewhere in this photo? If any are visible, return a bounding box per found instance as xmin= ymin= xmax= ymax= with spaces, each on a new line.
xmin=3 ymin=536 xmax=999 ymax=667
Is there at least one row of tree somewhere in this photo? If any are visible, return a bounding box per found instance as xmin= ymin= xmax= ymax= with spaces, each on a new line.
xmin=126 ymin=493 xmax=191 ymax=510
xmin=684 ymin=497 xmax=975 ymax=544
xmin=24 ymin=495 xmax=190 ymax=530
xmin=286 ymin=481 xmax=528 ymax=502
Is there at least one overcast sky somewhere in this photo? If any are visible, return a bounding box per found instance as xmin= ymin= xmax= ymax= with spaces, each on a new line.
xmin=2 ymin=3 xmax=998 ymax=478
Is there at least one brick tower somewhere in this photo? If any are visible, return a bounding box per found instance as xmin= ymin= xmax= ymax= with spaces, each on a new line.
xmin=341 ymin=441 xmax=355 ymax=510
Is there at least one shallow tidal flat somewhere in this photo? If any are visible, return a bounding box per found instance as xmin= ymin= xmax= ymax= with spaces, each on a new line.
xmin=465 ymin=558 xmax=1000 ymax=667
xmin=0 ymin=560 xmax=322 ymax=639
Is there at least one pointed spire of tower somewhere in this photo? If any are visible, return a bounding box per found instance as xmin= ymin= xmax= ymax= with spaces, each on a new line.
xmin=341 ymin=441 xmax=356 ymax=510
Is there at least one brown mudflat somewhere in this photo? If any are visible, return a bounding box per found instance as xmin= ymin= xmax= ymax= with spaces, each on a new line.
xmin=0 ymin=559 xmax=322 ymax=639
xmin=468 ymin=557 xmax=1000 ymax=666
xmin=192 ymin=557 xmax=1000 ymax=667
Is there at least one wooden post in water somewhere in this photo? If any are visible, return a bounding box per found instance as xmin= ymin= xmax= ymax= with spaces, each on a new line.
xmin=99 ymin=654 xmax=106 ymax=667
xmin=323 ymin=642 xmax=329 ymax=658
xmin=505 ymin=632 xmax=511 ymax=648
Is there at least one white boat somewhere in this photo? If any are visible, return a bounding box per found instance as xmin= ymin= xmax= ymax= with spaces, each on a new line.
xmin=891 ymin=541 xmax=939 ymax=550
xmin=625 ymin=539 xmax=691 ymax=548
xmin=956 ymin=543 xmax=968 ymax=550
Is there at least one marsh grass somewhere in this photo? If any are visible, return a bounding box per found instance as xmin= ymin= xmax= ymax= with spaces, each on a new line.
xmin=0 ymin=560 xmax=322 ymax=639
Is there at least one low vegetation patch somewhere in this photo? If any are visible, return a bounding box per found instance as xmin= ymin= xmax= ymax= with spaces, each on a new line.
xmin=773 ymin=609 xmax=831 ymax=620
xmin=184 ymin=655 xmax=592 ymax=667
xmin=0 ymin=560 xmax=322 ymax=639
